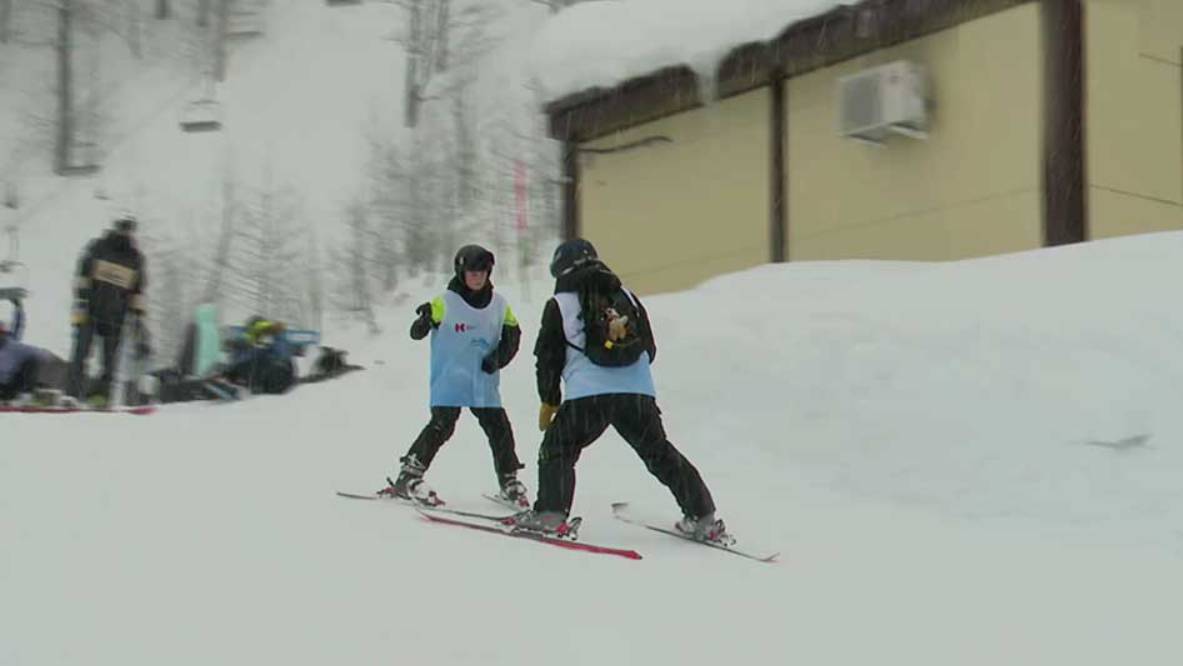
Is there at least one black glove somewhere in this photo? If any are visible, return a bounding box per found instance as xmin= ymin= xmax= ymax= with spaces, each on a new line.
xmin=481 ymin=354 xmax=498 ymax=374
xmin=409 ymin=303 xmax=434 ymax=340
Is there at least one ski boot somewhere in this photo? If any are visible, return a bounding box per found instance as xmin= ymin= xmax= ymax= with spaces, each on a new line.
xmin=492 ymin=474 xmax=530 ymax=510
xmin=674 ymin=512 xmax=736 ymax=546
xmin=502 ymin=510 xmax=580 ymax=540
xmin=376 ymin=456 xmax=443 ymax=506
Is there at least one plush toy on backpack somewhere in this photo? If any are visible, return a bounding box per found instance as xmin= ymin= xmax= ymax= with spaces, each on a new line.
xmin=579 ymin=284 xmax=647 ymax=367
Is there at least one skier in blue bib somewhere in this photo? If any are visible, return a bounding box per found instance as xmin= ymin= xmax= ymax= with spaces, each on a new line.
xmin=378 ymin=245 xmax=527 ymax=507
xmin=505 ymin=239 xmax=730 ymax=544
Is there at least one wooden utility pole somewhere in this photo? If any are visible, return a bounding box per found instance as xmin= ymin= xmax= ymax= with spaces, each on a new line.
xmin=0 ymin=0 xmax=13 ymax=44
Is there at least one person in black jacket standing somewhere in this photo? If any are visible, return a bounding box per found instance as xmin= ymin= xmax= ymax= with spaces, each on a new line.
xmin=66 ymin=215 xmax=148 ymax=405
xmin=505 ymin=238 xmax=730 ymax=544
xmin=376 ymin=245 xmax=528 ymax=508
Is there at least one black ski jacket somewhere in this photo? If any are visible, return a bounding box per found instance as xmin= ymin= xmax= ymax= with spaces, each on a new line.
xmin=75 ymin=232 xmax=146 ymax=324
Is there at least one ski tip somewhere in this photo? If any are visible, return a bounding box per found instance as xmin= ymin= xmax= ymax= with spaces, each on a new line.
xmin=335 ymin=491 xmax=378 ymax=500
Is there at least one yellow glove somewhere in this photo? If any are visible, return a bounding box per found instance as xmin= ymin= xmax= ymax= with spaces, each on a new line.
xmin=71 ymin=309 xmax=88 ymax=327
xmin=538 ymin=403 xmax=559 ymax=432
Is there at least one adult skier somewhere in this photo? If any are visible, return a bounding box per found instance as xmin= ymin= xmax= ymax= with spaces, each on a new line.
xmin=506 ymin=238 xmax=730 ymax=543
xmin=66 ymin=214 xmax=147 ymax=406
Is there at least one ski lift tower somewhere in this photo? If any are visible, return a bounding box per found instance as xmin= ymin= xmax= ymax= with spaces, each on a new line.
xmin=181 ymin=4 xmax=225 ymax=134
xmin=225 ymin=0 xmax=266 ymax=39
xmin=180 ymin=88 xmax=224 ymax=133
xmin=0 ymin=187 xmax=29 ymax=300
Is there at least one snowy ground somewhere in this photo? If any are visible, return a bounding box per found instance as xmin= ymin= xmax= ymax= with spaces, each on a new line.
xmin=4 ymin=1 xmax=1183 ymax=663
xmin=6 ymin=232 xmax=1183 ymax=665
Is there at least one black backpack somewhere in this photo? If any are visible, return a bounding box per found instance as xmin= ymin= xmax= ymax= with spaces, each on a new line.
xmin=575 ymin=281 xmax=649 ymax=367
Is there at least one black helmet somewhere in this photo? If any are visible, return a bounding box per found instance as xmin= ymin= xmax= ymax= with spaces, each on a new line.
xmin=549 ymin=238 xmax=598 ymax=278
xmin=113 ymin=213 xmax=137 ymax=234
xmin=454 ymin=244 xmax=495 ymax=279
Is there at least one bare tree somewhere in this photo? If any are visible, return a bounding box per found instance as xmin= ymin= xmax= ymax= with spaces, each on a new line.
xmin=53 ymin=0 xmax=76 ymax=175
xmin=145 ymin=224 xmax=205 ymax=366
xmin=366 ymin=133 xmax=408 ymax=288
xmin=334 ymin=199 xmax=381 ymax=332
xmin=303 ymin=225 xmax=325 ymax=333
xmin=394 ymin=0 xmax=500 ymax=128
xmin=42 ymin=0 xmax=154 ymax=175
xmin=214 ymin=0 xmax=228 ymax=80
xmin=204 ymin=175 xmax=237 ymax=304
xmin=1 ymin=0 xmax=13 ymax=43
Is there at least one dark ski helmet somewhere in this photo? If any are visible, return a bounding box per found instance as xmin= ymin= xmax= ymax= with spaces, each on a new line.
xmin=112 ymin=213 xmax=137 ymax=234
xmin=454 ymin=244 xmax=495 ymax=279
xmin=549 ymin=238 xmax=598 ymax=278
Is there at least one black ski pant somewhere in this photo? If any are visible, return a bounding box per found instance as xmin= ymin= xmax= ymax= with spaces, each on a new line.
xmin=0 ymin=355 xmax=40 ymax=401
xmin=534 ymin=393 xmax=715 ymax=519
xmin=67 ymin=319 xmax=123 ymax=399
xmin=401 ymin=407 xmax=524 ymax=483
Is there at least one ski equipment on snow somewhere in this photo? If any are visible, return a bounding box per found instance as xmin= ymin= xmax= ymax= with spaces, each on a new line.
xmin=416 ymin=508 xmax=642 ymax=561
xmin=611 ymin=502 xmax=778 ymax=563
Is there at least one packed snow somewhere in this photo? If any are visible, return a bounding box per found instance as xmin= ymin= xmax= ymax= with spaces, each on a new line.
xmin=6 ymin=231 xmax=1183 ymax=665
xmin=3 ymin=1 xmax=1183 ymax=665
xmin=530 ymin=0 xmax=839 ymax=99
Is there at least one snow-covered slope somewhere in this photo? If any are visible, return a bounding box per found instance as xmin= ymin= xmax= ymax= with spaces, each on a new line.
xmin=5 ymin=231 xmax=1183 ymax=666
xmin=4 ymin=4 xmax=1182 ymax=663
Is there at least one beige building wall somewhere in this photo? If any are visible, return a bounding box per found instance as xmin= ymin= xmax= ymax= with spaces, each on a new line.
xmin=786 ymin=3 xmax=1044 ymax=261
xmin=1086 ymin=0 xmax=1183 ymax=238
xmin=578 ymin=88 xmax=770 ymax=295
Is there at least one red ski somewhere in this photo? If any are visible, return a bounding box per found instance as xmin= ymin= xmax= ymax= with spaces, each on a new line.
xmin=415 ymin=508 xmax=643 ymax=561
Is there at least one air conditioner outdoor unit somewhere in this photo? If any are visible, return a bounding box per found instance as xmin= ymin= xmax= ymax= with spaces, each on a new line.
xmin=837 ymin=60 xmax=928 ymax=144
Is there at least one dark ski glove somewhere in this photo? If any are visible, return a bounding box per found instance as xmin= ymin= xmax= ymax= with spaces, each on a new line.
xmin=480 ymin=354 xmax=498 ymax=374
xmin=409 ymin=303 xmax=434 ymax=340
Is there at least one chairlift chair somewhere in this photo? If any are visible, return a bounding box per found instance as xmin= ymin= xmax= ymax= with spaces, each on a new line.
xmin=59 ymin=140 xmax=102 ymax=176
xmin=180 ymin=98 xmax=224 ymax=133
xmin=226 ymin=0 xmax=265 ymax=37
